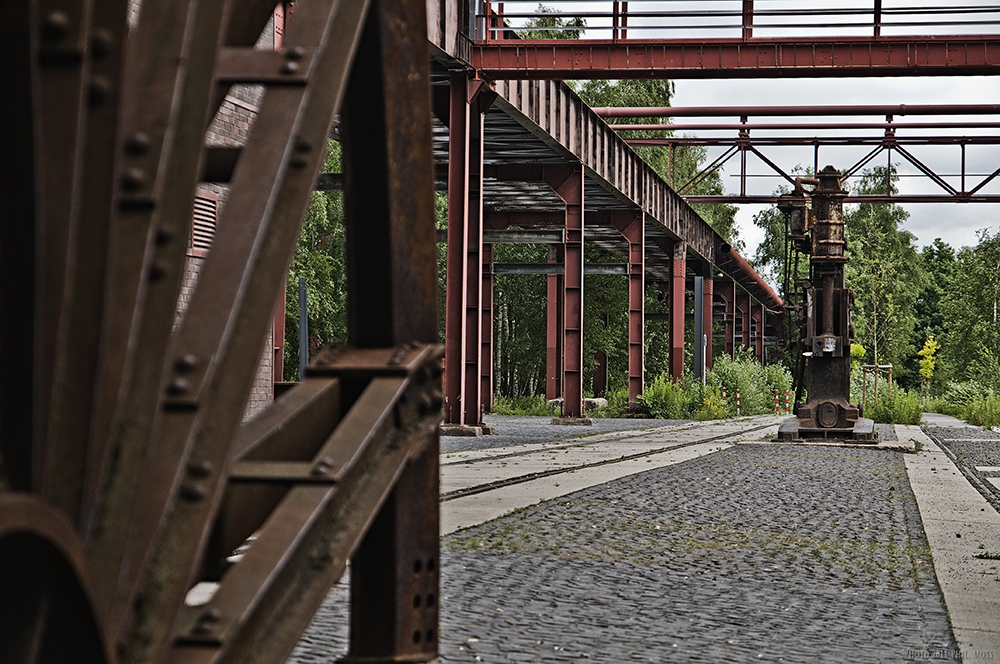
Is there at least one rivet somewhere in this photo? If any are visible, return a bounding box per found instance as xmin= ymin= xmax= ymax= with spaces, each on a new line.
xmin=311 ymin=459 xmax=332 ymax=476
xmin=91 ymin=28 xmax=113 ymax=57
xmin=187 ymin=459 xmax=213 ymax=477
xmin=167 ymin=378 xmax=189 ymax=395
xmin=89 ymin=76 xmax=111 ymax=105
xmin=122 ymin=168 xmax=146 ymax=190
xmin=126 ymin=132 xmax=151 ymax=154
xmin=148 ymin=261 xmax=167 ymax=281
xmin=290 ymin=154 xmax=308 ymax=168
xmin=286 ymin=46 xmax=305 ymax=60
xmin=155 ymin=226 xmax=174 ymax=245
xmin=281 ymin=61 xmax=299 ymax=75
xmin=193 ymin=608 xmax=221 ymax=633
xmin=180 ymin=483 xmax=207 ymax=502
xmin=175 ymin=354 xmax=198 ymax=372
xmin=42 ymin=11 xmax=70 ymax=41
xmin=294 ymin=138 xmax=311 ymax=153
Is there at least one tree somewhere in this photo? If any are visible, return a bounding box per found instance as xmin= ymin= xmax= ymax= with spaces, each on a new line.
xmin=917 ymin=335 xmax=940 ymax=398
xmin=941 ymin=229 xmax=1000 ymax=389
xmin=575 ymin=79 xmax=741 ymax=249
xmin=517 ymin=4 xmax=586 ymax=40
xmin=283 ymin=141 xmax=347 ymax=379
xmin=844 ymin=167 xmax=926 ymax=387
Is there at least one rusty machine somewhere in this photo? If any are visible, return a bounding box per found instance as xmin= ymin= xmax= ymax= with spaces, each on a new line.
xmin=1 ymin=1 xmax=443 ymax=663
xmin=777 ymin=167 xmax=876 ymax=441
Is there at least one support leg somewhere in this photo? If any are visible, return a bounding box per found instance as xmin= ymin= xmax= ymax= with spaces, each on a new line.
xmin=670 ymin=241 xmax=686 ymax=381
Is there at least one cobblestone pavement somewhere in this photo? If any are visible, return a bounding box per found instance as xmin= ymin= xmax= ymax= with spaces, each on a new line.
xmin=926 ymin=425 xmax=1000 ymax=509
xmin=288 ymin=443 xmax=956 ymax=663
xmin=442 ymin=416 xmax=686 ymax=454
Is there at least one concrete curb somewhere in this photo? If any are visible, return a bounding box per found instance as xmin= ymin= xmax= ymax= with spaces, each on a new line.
xmin=900 ymin=424 xmax=1000 ymax=658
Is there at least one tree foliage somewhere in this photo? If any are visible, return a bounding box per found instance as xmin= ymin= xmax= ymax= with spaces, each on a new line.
xmin=516 ymin=3 xmax=586 ymax=39
xmin=844 ymin=167 xmax=927 ymax=383
xmin=283 ymin=141 xmax=346 ymax=380
xmin=575 ymin=79 xmax=741 ymax=249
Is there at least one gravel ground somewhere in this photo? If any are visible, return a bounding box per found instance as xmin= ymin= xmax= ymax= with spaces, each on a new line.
xmin=442 ymin=415 xmax=689 ymax=454
xmin=288 ymin=442 xmax=955 ymax=663
xmin=924 ymin=424 xmax=1000 ymax=509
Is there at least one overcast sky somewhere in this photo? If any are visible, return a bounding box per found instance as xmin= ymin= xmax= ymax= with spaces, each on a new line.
xmin=670 ymin=75 xmax=1000 ymax=259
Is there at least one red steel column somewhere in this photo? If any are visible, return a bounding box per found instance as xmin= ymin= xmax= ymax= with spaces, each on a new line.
xmin=545 ymin=244 xmax=564 ymax=401
xmin=703 ymin=276 xmax=714 ymax=371
xmin=444 ymin=73 xmax=470 ymax=424
xmin=546 ymin=167 xmax=585 ymax=418
xmin=754 ymin=303 xmax=764 ymax=363
xmin=670 ymin=241 xmax=687 ymax=381
xmin=738 ymin=290 xmax=751 ymax=352
xmin=462 ymin=100 xmax=484 ymax=426
xmin=613 ymin=212 xmax=644 ymax=406
xmin=480 ymin=244 xmax=494 ymax=415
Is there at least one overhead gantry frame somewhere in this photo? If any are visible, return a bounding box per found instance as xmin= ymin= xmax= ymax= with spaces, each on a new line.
xmin=434 ymin=71 xmax=784 ymax=425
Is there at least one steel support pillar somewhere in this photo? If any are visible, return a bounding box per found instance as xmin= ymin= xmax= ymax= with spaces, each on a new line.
xmin=443 ymin=73 xmax=470 ymax=425
xmin=462 ymin=102 xmax=484 ymax=427
xmin=613 ymin=213 xmax=644 ymax=406
xmin=703 ymin=276 xmax=715 ymax=371
xmin=738 ymin=291 xmax=751 ymax=352
xmin=545 ymin=244 xmax=564 ymax=401
xmin=754 ymin=304 xmax=764 ymax=363
xmin=670 ymin=241 xmax=687 ymax=381
xmin=719 ymin=280 xmax=736 ymax=358
xmin=480 ymin=244 xmax=494 ymax=415
xmin=546 ymin=167 xmax=585 ymax=418
xmin=342 ymin=0 xmax=439 ymax=658
xmin=694 ymin=276 xmax=704 ymax=380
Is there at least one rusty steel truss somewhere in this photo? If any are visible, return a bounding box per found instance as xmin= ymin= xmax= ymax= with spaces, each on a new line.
xmin=596 ymin=104 xmax=1000 ymax=204
xmin=0 ymin=1 xmax=442 ymax=663
xmin=469 ymin=1 xmax=1000 ymax=79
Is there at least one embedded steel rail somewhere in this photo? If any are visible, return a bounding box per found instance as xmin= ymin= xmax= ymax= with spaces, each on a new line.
xmin=441 ymin=421 xmax=777 ymax=501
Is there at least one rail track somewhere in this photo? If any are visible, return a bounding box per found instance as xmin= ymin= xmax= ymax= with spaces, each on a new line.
xmin=441 ymin=417 xmax=782 ymax=502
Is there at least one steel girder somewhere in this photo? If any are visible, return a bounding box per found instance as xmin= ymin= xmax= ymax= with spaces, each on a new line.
xmin=0 ymin=1 xmax=442 ymax=663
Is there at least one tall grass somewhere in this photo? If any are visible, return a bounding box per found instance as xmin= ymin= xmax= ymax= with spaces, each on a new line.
xmin=926 ymin=381 xmax=1000 ymax=428
xmin=864 ymin=389 xmax=922 ymax=425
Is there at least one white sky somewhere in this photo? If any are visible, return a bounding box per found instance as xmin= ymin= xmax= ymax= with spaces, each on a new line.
xmin=671 ymin=76 xmax=1000 ymax=259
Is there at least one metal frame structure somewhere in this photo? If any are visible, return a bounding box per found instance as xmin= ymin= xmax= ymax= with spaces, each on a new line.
xmin=433 ymin=73 xmax=784 ymax=425
xmin=1 ymin=1 xmax=442 ymax=663
xmin=469 ymin=1 xmax=1000 ymax=79
xmin=597 ymin=104 xmax=1000 ymax=204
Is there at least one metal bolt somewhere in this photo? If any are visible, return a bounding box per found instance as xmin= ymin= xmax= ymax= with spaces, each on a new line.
xmin=91 ymin=28 xmax=113 ymax=57
xmin=175 ymin=354 xmax=198 ymax=372
xmin=193 ymin=608 xmax=221 ymax=633
xmin=311 ymin=458 xmax=333 ymax=476
xmin=289 ymin=154 xmax=308 ymax=168
xmin=167 ymin=378 xmax=189 ymax=395
xmin=122 ymin=168 xmax=146 ymax=190
xmin=148 ymin=261 xmax=167 ymax=281
xmin=281 ymin=61 xmax=299 ymax=74
xmin=286 ymin=46 xmax=305 ymax=60
xmin=126 ymin=132 xmax=151 ymax=154
xmin=294 ymin=138 xmax=311 ymax=153
xmin=41 ymin=11 xmax=70 ymax=41
xmin=179 ymin=483 xmax=207 ymax=502
xmin=89 ymin=76 xmax=111 ymax=105
xmin=187 ymin=459 xmax=213 ymax=477
xmin=155 ymin=226 xmax=174 ymax=245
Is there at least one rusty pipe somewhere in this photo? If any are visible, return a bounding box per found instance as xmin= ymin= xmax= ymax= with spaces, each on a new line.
xmin=720 ymin=243 xmax=783 ymax=309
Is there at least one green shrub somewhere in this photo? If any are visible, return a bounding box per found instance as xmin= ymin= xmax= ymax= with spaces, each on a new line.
xmin=865 ymin=389 xmax=922 ymax=425
xmin=960 ymin=394 xmax=1000 ymax=428
xmin=711 ymin=350 xmax=793 ymax=416
xmin=636 ymin=374 xmax=689 ymax=419
xmin=491 ymin=394 xmax=552 ymax=416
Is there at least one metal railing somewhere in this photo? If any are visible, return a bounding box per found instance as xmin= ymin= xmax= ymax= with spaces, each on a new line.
xmin=476 ymin=1 xmax=1000 ymax=42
